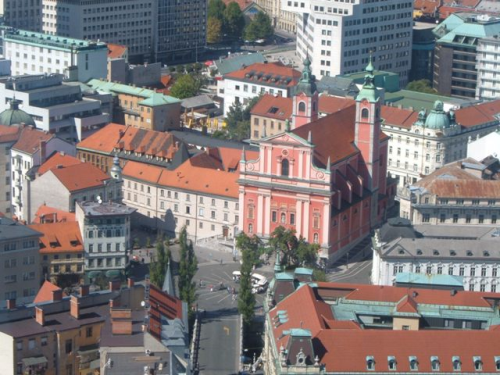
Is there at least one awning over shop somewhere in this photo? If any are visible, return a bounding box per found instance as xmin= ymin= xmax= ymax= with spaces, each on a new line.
xmin=22 ymin=356 xmax=48 ymax=367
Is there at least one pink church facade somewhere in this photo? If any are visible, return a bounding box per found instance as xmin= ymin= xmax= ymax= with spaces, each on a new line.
xmin=238 ymin=60 xmax=395 ymax=264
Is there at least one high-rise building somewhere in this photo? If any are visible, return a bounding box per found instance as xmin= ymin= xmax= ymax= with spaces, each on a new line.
xmin=41 ymin=0 xmax=156 ymax=63
xmin=155 ymin=0 xmax=207 ymax=64
xmin=0 ymin=0 xmax=42 ymax=31
xmin=282 ymin=0 xmax=413 ymax=85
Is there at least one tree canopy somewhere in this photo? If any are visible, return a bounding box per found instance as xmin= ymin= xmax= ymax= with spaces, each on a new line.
xmin=223 ymin=2 xmax=245 ymax=39
xmin=170 ymin=74 xmax=202 ymax=99
xmin=269 ymin=226 xmax=319 ymax=267
xmin=150 ymin=238 xmax=171 ymax=288
xmin=178 ymin=227 xmax=197 ymax=319
xmin=225 ymin=96 xmax=261 ymax=141
xmin=236 ymin=232 xmax=260 ymax=325
xmin=207 ymin=17 xmax=223 ymax=44
xmin=244 ymin=12 xmax=273 ymax=42
xmin=406 ymin=79 xmax=438 ymax=94
xmin=208 ymin=0 xmax=226 ymax=21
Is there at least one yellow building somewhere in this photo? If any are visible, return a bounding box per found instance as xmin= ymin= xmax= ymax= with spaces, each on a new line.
xmin=29 ymin=222 xmax=84 ymax=285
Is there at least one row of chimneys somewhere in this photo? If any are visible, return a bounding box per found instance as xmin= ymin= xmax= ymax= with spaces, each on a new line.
xmin=29 ymin=279 xmax=135 ymax=326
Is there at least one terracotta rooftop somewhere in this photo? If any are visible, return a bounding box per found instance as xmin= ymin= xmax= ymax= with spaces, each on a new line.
xmin=33 ymin=205 xmax=76 ymax=224
xmin=49 ymin=162 xmax=110 ymax=192
xmin=251 ymin=94 xmax=293 ymax=120
xmin=38 ymin=152 xmax=81 ymax=175
xmin=77 ymin=123 xmax=126 ymax=153
xmin=222 ymin=0 xmax=253 ymax=10
xmin=33 ymin=280 xmax=67 ymax=304
xmin=318 ymin=95 xmax=356 ymax=114
xmin=0 ymin=124 xmax=21 ymax=143
xmin=29 ymin=221 xmax=83 ymax=254
xmin=108 ymin=43 xmax=128 ymax=59
xmin=381 ymin=106 xmax=419 ymax=128
xmin=413 ymin=158 xmax=500 ymax=198
xmin=414 ymin=0 xmax=441 ymax=13
xmin=224 ymin=62 xmax=301 ymax=88
xmin=12 ymin=126 xmax=53 ymax=154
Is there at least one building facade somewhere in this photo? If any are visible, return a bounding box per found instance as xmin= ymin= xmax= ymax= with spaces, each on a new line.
xmin=433 ymin=13 xmax=500 ymax=98
xmin=76 ymin=201 xmax=135 ymax=279
xmin=220 ymin=62 xmax=301 ymax=116
xmin=0 ymin=217 xmax=42 ymax=308
xmin=253 ymin=0 xmax=296 ymax=32
xmin=87 ymin=80 xmax=181 ymax=131
xmin=0 ymin=125 xmax=21 ymax=216
xmin=399 ymin=158 xmax=500 ymax=226
xmin=476 ymin=35 xmax=500 ymax=100
xmin=372 ymin=219 xmax=500 ymax=292
xmin=42 ymin=0 xmax=155 ymax=63
xmin=0 ymin=0 xmax=42 ymax=31
xmin=2 ymin=28 xmax=108 ymax=82
xmin=239 ymin=61 xmax=393 ymax=263
xmin=382 ymin=99 xmax=500 ymax=188
xmin=282 ymin=0 xmax=413 ymax=83
xmin=0 ymin=74 xmax=109 ymax=141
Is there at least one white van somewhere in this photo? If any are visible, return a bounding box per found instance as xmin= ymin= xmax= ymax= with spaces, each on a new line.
xmin=232 ymin=270 xmax=241 ymax=282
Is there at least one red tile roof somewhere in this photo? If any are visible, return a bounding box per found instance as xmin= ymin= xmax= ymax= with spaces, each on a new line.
xmin=251 ymin=94 xmax=293 ymax=120
xmin=49 ymin=163 xmax=110 ymax=192
xmin=0 ymin=125 xmax=21 ymax=143
xmin=455 ymin=100 xmax=500 ymax=128
xmin=13 ymin=126 xmax=53 ymax=154
xmin=224 ymin=62 xmax=301 ymax=88
xmin=33 ymin=280 xmax=67 ymax=304
xmin=318 ymin=95 xmax=356 ymax=114
xmin=414 ymin=0 xmax=441 ymax=13
xmin=38 ymin=152 xmax=81 ymax=175
xmin=78 ymin=123 xmax=180 ymax=159
xmin=381 ymin=106 xmax=419 ymax=129
xmin=108 ymin=43 xmax=128 ymax=59
xmin=33 ymin=205 xmax=76 ymax=224
xmin=222 ymin=0 xmax=253 ymax=11
xmin=29 ymin=222 xmax=83 ymax=254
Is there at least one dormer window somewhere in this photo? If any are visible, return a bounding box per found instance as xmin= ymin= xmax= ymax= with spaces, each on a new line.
xmin=431 ymin=357 xmax=440 ymax=371
xmin=494 ymin=356 xmax=500 ymax=371
xmin=433 ymin=250 xmax=440 ymax=256
xmin=366 ymin=356 xmax=375 ymax=371
xmin=409 ymin=356 xmax=418 ymax=371
xmin=452 ymin=356 xmax=461 ymax=371
xmin=474 ymin=357 xmax=483 ymax=371
xmin=388 ymin=356 xmax=396 ymax=371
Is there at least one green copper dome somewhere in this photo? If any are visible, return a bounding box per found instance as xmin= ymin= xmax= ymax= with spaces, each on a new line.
xmin=424 ymin=101 xmax=451 ymax=130
xmin=0 ymin=100 xmax=36 ymax=126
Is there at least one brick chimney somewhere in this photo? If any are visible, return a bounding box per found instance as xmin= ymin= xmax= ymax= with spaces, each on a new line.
xmin=70 ymin=295 xmax=80 ymax=319
xmin=6 ymin=299 xmax=16 ymax=310
xmin=80 ymin=284 xmax=90 ymax=297
xmin=127 ymin=278 xmax=135 ymax=288
xmin=35 ymin=306 xmax=45 ymax=326
xmin=52 ymin=289 xmax=63 ymax=301
xmin=109 ymin=280 xmax=121 ymax=292
xmin=111 ymin=308 xmax=133 ymax=335
xmin=40 ymin=140 xmax=47 ymax=163
xmin=109 ymin=298 xmax=119 ymax=308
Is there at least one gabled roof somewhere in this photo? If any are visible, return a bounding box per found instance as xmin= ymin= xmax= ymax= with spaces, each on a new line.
xmin=12 ymin=126 xmax=53 ymax=154
xmin=224 ymin=62 xmax=301 ymax=88
xmin=29 ymin=222 xmax=83 ymax=254
xmin=396 ymin=294 xmax=419 ymax=314
xmin=251 ymin=94 xmax=293 ymax=120
xmin=77 ymin=123 xmax=126 ymax=154
xmin=381 ymin=106 xmax=419 ymax=129
xmin=33 ymin=281 xmax=67 ymax=304
xmin=49 ymin=163 xmax=110 ymax=192
xmin=107 ymin=43 xmax=128 ymax=59
xmin=318 ymin=95 xmax=356 ymax=114
xmin=33 ymin=205 xmax=76 ymax=224
xmin=0 ymin=124 xmax=21 ymax=143
xmin=38 ymin=152 xmax=81 ymax=175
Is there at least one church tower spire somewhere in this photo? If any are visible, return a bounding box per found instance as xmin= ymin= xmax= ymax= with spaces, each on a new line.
xmin=292 ymin=56 xmax=319 ymax=130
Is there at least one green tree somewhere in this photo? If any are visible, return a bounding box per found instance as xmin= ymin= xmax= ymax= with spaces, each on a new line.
xmin=150 ymin=239 xmax=171 ymax=288
xmin=244 ymin=12 xmax=273 ymax=41
xmin=223 ymin=2 xmax=245 ymax=39
xmin=208 ymin=0 xmax=226 ymax=21
xmin=406 ymin=79 xmax=438 ymax=94
xmin=170 ymin=74 xmax=202 ymax=99
xmin=225 ymin=96 xmax=261 ymax=141
xmin=269 ymin=226 xmax=318 ymax=267
xmin=178 ymin=227 xmax=198 ymax=319
xmin=207 ymin=17 xmax=223 ymax=44
xmin=236 ymin=232 xmax=259 ymax=325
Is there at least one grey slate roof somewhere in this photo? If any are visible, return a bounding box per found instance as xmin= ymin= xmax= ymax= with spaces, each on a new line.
xmin=317 ymin=76 xmax=360 ymax=97
xmin=0 ymin=216 xmax=42 ymax=241
xmin=181 ymin=94 xmax=215 ymax=110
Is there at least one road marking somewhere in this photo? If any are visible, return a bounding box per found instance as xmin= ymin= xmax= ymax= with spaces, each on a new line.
xmin=223 ymin=270 xmax=233 ymax=280
xmin=204 ymin=292 xmax=226 ymax=301
xmin=217 ymin=294 xmax=231 ymax=303
xmin=224 ymin=326 xmax=230 ymax=335
xmin=328 ymin=260 xmax=372 ymax=281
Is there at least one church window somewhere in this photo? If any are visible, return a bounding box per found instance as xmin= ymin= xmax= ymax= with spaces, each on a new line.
xmin=282 ymin=159 xmax=290 ymax=177
xmin=281 ymin=213 xmax=286 ymax=224
xmin=298 ymin=102 xmax=306 ymax=112
xmin=272 ymin=211 xmax=277 ymax=222
xmin=361 ymin=108 xmax=369 ymax=118
xmin=313 ymin=233 xmax=319 ymax=244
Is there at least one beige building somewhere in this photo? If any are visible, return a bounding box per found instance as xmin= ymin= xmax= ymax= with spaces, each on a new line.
xmin=253 ymin=0 xmax=296 ymax=32
xmin=381 ymin=100 xmax=500 ymax=188
xmin=399 ymin=157 xmax=500 ymax=226
xmin=0 ymin=217 xmax=42 ymax=309
xmin=122 ymin=148 xmax=252 ymax=242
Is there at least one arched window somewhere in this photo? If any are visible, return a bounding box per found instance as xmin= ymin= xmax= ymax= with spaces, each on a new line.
xmin=361 ymin=108 xmax=369 ymax=118
xmin=452 ymin=357 xmax=461 ymax=371
xmin=298 ymin=102 xmax=306 ymax=112
xmin=280 ymin=212 xmax=286 ymax=224
xmin=282 ymin=158 xmax=289 ymax=177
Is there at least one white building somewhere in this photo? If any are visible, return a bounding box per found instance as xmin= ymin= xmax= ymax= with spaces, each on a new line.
xmin=282 ymin=0 xmax=413 ymax=84
xmin=0 ymin=74 xmax=110 ymax=141
xmin=2 ymin=28 xmax=107 ymax=82
xmin=10 ymin=126 xmax=76 ymax=221
xmin=476 ymin=36 xmax=500 ymax=101
xmin=219 ymin=62 xmax=301 ymax=116
xmin=42 ymin=0 xmax=155 ymax=63
xmin=467 ymin=130 xmax=500 ymax=161
xmin=76 ymin=201 xmax=136 ymax=279
xmin=372 ymin=218 xmax=500 ymax=293
xmin=382 ymin=100 xmax=500 ymax=188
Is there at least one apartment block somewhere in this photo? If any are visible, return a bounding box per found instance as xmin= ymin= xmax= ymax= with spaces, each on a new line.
xmin=0 ymin=0 xmax=42 ymax=31
xmin=283 ymin=0 xmax=413 ymax=84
